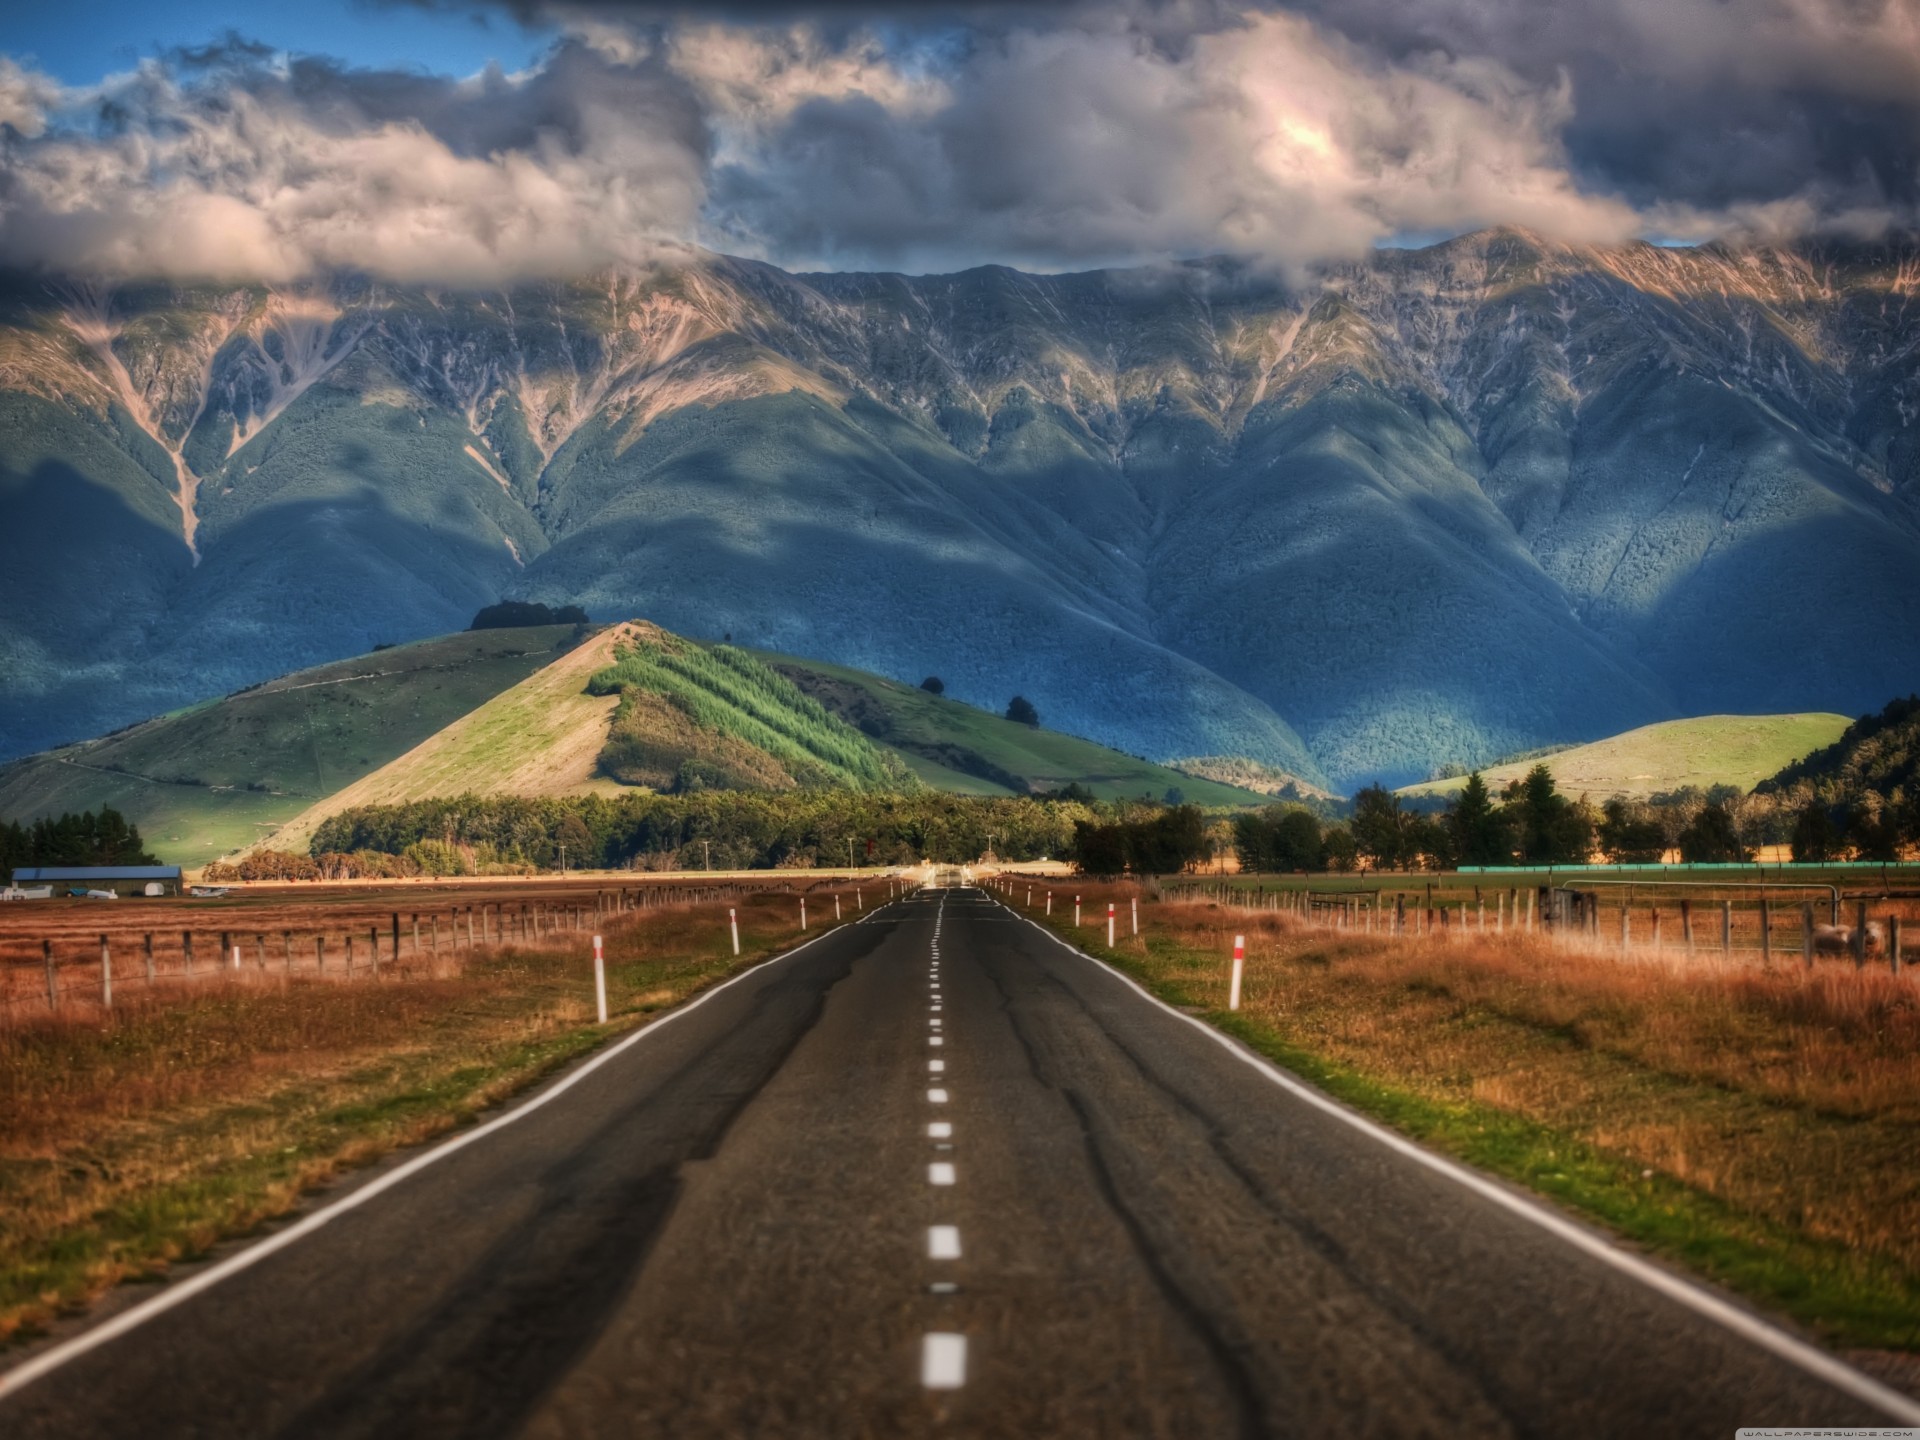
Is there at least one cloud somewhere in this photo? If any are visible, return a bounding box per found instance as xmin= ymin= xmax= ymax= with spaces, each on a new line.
xmin=699 ymin=10 xmax=1641 ymax=273
xmin=0 ymin=2 xmax=1912 ymax=284
xmin=0 ymin=42 xmax=710 ymax=285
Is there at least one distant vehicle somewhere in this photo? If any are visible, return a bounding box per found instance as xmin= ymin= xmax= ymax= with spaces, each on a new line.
xmin=82 ymin=888 xmax=119 ymax=900
xmin=189 ymin=885 xmax=232 ymax=899
xmin=0 ymin=884 xmax=53 ymax=901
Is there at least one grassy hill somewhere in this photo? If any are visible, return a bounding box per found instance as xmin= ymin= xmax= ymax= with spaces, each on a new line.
xmin=765 ymin=653 xmax=1272 ymax=807
xmin=0 ymin=627 xmax=583 ymax=865
xmin=1396 ymin=713 xmax=1851 ymax=801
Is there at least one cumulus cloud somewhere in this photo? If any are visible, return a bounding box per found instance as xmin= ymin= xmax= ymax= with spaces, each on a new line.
xmin=0 ymin=42 xmax=710 ymax=284
xmin=0 ymin=1 xmax=1913 ymax=283
xmin=698 ymin=10 xmax=1640 ymax=273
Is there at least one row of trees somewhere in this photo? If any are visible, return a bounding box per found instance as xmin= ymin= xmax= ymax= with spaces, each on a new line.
xmin=308 ymin=789 xmax=1101 ymax=871
xmin=1233 ymin=766 xmax=1790 ymax=874
xmin=1071 ymin=806 xmax=1211 ymax=875
xmin=0 ymin=808 xmax=158 ymax=874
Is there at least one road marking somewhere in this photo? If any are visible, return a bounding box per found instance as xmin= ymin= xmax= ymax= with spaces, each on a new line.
xmin=928 ymin=1121 xmax=952 ymax=1138
xmin=999 ymin=900 xmax=1920 ymax=1427
xmin=0 ymin=916 xmax=853 ymax=1402
xmin=929 ymin=1282 xmax=959 ymax=1295
xmin=929 ymin=1225 xmax=962 ymax=1259
xmin=927 ymin=1088 xmax=948 ymax=1103
xmin=929 ymin=1036 xmax=944 ymax=1046
xmin=922 ymin=1333 xmax=967 ymax=1388
xmin=929 ymin=1161 xmax=956 ymax=1185
xmin=929 ymin=1059 xmax=946 ymax=1072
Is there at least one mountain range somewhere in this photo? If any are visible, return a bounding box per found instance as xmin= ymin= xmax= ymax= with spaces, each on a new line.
xmin=3 ymin=227 xmax=1917 ymax=788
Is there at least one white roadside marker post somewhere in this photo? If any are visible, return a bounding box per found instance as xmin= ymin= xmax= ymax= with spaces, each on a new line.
xmin=729 ymin=907 xmax=740 ymax=956
xmin=1131 ymin=896 xmax=1139 ymax=936
xmin=1229 ymin=934 xmax=1245 ymax=1012
xmin=593 ymin=934 xmax=607 ymax=1024
xmin=1107 ymin=902 xmax=1115 ymax=947
xmin=1045 ymin=891 xmax=1052 ymax=915
xmin=835 ymin=895 xmax=842 ymax=920
xmin=1074 ymin=896 xmax=1081 ymax=926
xmin=801 ymin=898 xmax=808 ymax=930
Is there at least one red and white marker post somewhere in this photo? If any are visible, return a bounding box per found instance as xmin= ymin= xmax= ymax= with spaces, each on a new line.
xmin=1107 ymin=902 xmax=1115 ymax=947
xmin=1228 ymin=934 xmax=1245 ymax=1011
xmin=1074 ymin=896 xmax=1081 ymax=926
xmin=593 ymin=933 xmax=608 ymax=1024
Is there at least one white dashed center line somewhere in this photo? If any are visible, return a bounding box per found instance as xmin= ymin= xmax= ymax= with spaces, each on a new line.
xmin=927 ymin=1088 xmax=948 ymax=1103
xmin=928 ymin=1121 xmax=952 ymax=1138
xmin=929 ymin=1162 xmax=956 ymax=1186
xmin=929 ymin=1035 xmax=944 ymax=1045
xmin=929 ymin=1059 xmax=945 ymax=1072
xmin=923 ymin=1333 xmax=967 ymax=1388
xmin=928 ymin=1225 xmax=962 ymax=1259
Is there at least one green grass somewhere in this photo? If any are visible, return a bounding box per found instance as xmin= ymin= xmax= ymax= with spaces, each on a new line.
xmin=590 ymin=638 xmax=914 ymax=792
xmin=0 ymin=628 xmax=582 ymax=866
xmin=1398 ymin=713 xmax=1852 ymax=800
xmin=761 ymin=652 xmax=1274 ymax=806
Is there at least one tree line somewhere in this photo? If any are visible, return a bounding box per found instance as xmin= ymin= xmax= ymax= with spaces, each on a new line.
xmin=290 ymin=789 xmax=1103 ymax=874
xmin=0 ymin=807 xmax=158 ymax=874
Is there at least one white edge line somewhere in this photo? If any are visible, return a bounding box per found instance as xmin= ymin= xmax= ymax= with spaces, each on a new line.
xmin=0 ymin=915 xmax=863 ymax=1401
xmin=996 ymin=898 xmax=1920 ymax=1426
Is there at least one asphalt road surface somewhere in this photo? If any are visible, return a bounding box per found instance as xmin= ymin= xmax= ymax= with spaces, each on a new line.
xmin=2 ymin=885 xmax=1913 ymax=1438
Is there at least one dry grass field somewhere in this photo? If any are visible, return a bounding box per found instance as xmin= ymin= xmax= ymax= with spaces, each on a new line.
xmin=1004 ymin=875 xmax=1920 ymax=1352
xmin=0 ymin=877 xmax=887 ymax=1347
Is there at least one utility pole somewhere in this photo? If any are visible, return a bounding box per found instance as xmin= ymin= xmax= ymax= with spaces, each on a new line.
xmin=702 ymin=839 xmax=711 ymax=872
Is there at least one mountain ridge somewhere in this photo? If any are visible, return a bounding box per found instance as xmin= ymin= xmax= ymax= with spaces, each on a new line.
xmin=3 ymin=226 xmax=1916 ymax=785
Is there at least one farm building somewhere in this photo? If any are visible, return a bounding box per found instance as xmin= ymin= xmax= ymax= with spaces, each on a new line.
xmin=10 ymin=865 xmax=183 ymax=896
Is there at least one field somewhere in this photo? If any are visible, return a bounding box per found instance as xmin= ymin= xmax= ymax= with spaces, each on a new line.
xmin=1003 ymin=873 xmax=1920 ymax=1355
xmin=1397 ymin=712 xmax=1852 ymax=800
xmin=764 ymin=652 xmax=1273 ymax=806
xmin=0 ymin=874 xmax=886 ymax=1344
xmin=0 ymin=628 xmax=583 ymax=866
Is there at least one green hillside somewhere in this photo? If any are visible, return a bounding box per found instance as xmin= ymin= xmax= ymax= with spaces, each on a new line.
xmin=0 ymin=626 xmax=583 ymax=865
xmin=764 ymin=653 xmax=1272 ymax=807
xmin=590 ymin=632 xmax=915 ymax=793
xmin=1397 ymin=713 xmax=1851 ymax=801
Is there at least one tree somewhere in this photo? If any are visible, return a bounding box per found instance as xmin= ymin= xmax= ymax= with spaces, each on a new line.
xmin=1005 ymin=696 xmax=1040 ymax=727
xmin=1349 ymin=785 xmax=1406 ymax=870
xmin=1273 ymin=809 xmax=1323 ymax=871
xmin=920 ymin=676 xmax=945 ymax=695
xmin=1320 ymin=823 xmax=1358 ymax=872
xmin=1598 ymin=798 xmax=1666 ymax=864
xmin=1162 ymin=787 xmax=1185 ymax=807
xmin=1676 ymin=803 xmax=1749 ymax=863
xmin=1447 ymin=772 xmax=1510 ymax=866
xmin=1404 ymin=813 xmax=1456 ymax=870
xmin=1789 ymin=802 xmax=1841 ymax=863
xmin=1506 ymin=766 xmax=1592 ymax=865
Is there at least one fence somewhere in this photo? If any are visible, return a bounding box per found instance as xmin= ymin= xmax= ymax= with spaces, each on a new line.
xmin=0 ymin=878 xmax=844 ymax=1022
xmin=1168 ymin=879 xmax=1913 ymax=974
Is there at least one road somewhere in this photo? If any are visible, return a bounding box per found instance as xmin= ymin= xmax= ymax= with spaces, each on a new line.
xmin=1 ymin=885 xmax=1911 ymax=1437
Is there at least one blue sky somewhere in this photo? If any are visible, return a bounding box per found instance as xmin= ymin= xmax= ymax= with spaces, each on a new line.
xmin=4 ymin=1 xmax=549 ymax=85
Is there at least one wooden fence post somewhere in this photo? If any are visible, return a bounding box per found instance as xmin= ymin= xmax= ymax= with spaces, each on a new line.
xmin=183 ymin=931 xmax=195 ymax=977
xmin=100 ymin=934 xmax=111 ymax=1011
xmin=316 ymin=934 xmax=326 ymax=974
xmin=144 ymin=932 xmax=155 ymax=984
xmin=1854 ymin=900 xmax=1869 ymax=969
xmin=43 ymin=938 xmax=56 ymax=1010
xmin=1890 ymin=916 xmax=1902 ymax=976
xmin=1681 ymin=900 xmax=1694 ymax=953
xmin=371 ymin=926 xmax=381 ymax=975
xmin=1803 ymin=903 xmax=1815 ymax=969
xmin=1759 ymin=898 xmax=1771 ymax=964
xmin=1720 ymin=902 xmax=1731 ymax=956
